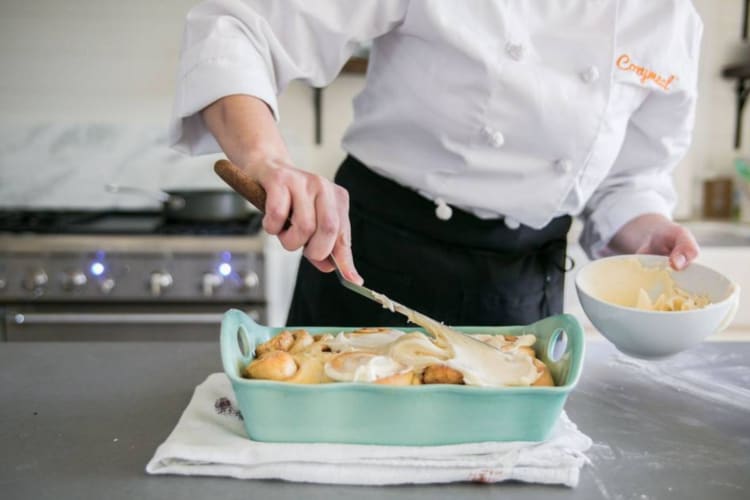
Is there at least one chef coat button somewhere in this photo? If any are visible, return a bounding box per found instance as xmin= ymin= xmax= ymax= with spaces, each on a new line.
xmin=504 ymin=216 xmax=521 ymax=230
xmin=505 ymin=42 xmax=525 ymax=61
xmin=555 ymin=159 xmax=573 ymax=174
xmin=481 ymin=126 xmax=505 ymax=148
xmin=434 ymin=198 xmax=453 ymax=221
xmin=490 ymin=131 xmax=505 ymax=148
xmin=580 ymin=66 xmax=600 ymax=83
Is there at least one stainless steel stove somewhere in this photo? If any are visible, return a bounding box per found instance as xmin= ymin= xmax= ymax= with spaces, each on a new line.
xmin=0 ymin=210 xmax=266 ymax=341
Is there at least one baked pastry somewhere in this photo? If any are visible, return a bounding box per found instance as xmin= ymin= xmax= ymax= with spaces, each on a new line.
xmin=245 ymin=351 xmax=296 ymax=381
xmin=285 ymin=353 xmax=331 ymax=384
xmin=352 ymin=327 xmax=394 ymax=333
xmin=244 ymin=328 xmax=556 ymax=388
xmin=325 ymin=351 xmax=406 ymax=382
xmin=255 ymin=331 xmax=294 ymax=356
xmin=472 ymin=333 xmax=536 ymax=357
xmin=304 ymin=334 xmax=333 ymax=356
xmin=375 ymin=370 xmax=421 ymax=386
xmin=422 ymin=364 xmax=464 ymax=385
xmin=532 ymin=359 xmax=554 ymax=387
xmin=288 ymin=329 xmax=314 ymax=353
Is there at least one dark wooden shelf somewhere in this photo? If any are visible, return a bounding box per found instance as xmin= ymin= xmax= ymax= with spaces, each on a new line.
xmin=723 ymin=63 xmax=750 ymax=79
xmin=341 ymin=57 xmax=368 ymax=74
xmin=722 ymin=63 xmax=750 ymax=149
xmin=725 ymin=0 xmax=750 ymax=148
xmin=311 ymin=57 xmax=369 ymax=145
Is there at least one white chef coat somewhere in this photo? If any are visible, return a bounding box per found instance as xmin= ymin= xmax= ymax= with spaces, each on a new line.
xmin=170 ymin=0 xmax=702 ymax=257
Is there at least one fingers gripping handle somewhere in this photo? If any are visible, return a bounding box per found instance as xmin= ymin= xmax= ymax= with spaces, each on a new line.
xmin=214 ymin=159 xmax=292 ymax=231
xmin=214 ymin=158 xmax=343 ymax=275
xmin=214 ymin=159 xmax=268 ymax=213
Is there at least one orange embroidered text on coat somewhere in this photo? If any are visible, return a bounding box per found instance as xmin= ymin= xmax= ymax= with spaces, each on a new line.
xmin=616 ymin=54 xmax=676 ymax=91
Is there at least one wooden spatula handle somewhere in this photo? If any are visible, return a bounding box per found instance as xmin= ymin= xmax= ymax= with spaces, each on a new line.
xmin=214 ymin=159 xmax=268 ymax=213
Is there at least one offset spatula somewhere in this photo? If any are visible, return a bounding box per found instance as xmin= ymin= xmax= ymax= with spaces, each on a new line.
xmin=213 ymin=159 xmax=503 ymax=352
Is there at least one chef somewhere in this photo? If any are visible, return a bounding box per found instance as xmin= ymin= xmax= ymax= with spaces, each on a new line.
xmin=171 ymin=0 xmax=703 ymax=327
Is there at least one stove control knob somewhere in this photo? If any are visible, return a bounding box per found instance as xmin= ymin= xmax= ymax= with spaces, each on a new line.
xmin=241 ymin=271 xmax=260 ymax=290
xmin=99 ymin=277 xmax=116 ymax=294
xmin=150 ymin=271 xmax=173 ymax=296
xmin=202 ymin=273 xmax=224 ymax=297
xmin=61 ymin=270 xmax=87 ymax=291
xmin=23 ymin=269 xmax=49 ymax=291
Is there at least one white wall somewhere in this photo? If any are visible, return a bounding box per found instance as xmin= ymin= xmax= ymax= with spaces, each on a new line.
xmin=680 ymin=0 xmax=750 ymax=218
xmin=277 ymin=79 xmax=364 ymax=179
xmin=0 ymin=1 xmax=187 ymax=125
xmin=0 ymin=0 xmax=362 ymax=182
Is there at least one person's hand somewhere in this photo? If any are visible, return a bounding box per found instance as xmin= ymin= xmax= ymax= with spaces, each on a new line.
xmin=608 ymin=214 xmax=699 ymax=270
xmin=256 ymin=159 xmax=364 ymax=284
xmin=201 ymin=95 xmax=363 ymax=285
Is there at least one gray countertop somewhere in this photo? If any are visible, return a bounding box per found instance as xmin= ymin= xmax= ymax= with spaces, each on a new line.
xmin=1 ymin=339 xmax=748 ymax=500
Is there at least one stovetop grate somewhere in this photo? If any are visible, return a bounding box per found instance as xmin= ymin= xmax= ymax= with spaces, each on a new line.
xmin=0 ymin=210 xmax=262 ymax=236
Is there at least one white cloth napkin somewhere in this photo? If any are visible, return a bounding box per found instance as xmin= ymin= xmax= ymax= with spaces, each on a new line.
xmin=146 ymin=373 xmax=591 ymax=486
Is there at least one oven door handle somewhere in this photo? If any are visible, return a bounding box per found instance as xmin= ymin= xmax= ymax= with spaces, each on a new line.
xmin=11 ymin=312 xmax=236 ymax=325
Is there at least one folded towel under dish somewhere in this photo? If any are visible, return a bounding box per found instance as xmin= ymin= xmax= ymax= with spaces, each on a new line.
xmin=146 ymin=373 xmax=591 ymax=486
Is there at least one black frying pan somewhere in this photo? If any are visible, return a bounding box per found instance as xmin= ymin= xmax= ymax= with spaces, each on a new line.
xmin=106 ymin=184 xmax=253 ymax=222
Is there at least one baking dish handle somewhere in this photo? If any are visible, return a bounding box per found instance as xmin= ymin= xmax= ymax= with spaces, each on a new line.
xmin=221 ymin=309 xmax=261 ymax=379
xmin=532 ymin=313 xmax=585 ymax=387
xmin=545 ymin=327 xmax=569 ymax=363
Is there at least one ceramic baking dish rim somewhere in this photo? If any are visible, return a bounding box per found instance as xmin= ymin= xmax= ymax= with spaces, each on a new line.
xmin=221 ymin=309 xmax=585 ymax=394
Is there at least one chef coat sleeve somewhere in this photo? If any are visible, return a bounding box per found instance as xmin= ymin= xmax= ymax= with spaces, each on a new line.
xmin=579 ymin=44 xmax=702 ymax=259
xmin=170 ymin=0 xmax=409 ymax=154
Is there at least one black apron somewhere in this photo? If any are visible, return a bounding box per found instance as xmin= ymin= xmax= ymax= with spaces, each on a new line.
xmin=287 ymin=155 xmax=571 ymax=327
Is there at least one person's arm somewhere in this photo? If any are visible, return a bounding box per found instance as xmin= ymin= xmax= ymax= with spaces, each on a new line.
xmin=202 ymin=94 xmax=360 ymax=282
xmin=579 ymin=15 xmax=703 ymax=270
xmin=171 ymin=0 xmax=409 ymax=283
xmin=580 ymin=85 xmax=700 ymax=271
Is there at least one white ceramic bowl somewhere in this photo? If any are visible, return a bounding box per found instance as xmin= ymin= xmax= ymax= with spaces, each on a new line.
xmin=575 ymin=255 xmax=740 ymax=359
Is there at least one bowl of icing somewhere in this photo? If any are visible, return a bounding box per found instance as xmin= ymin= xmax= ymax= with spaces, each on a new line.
xmin=575 ymin=255 xmax=740 ymax=359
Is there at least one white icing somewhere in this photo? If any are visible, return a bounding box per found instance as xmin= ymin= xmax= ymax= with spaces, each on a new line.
xmin=588 ymin=257 xmax=710 ymax=312
xmin=372 ymin=291 xmax=396 ymax=312
xmin=472 ymin=333 xmax=536 ymax=350
xmin=324 ymin=352 xmax=406 ymax=383
xmin=327 ymin=330 xmax=405 ymax=353
xmin=368 ymin=293 xmax=540 ymax=387
xmin=446 ymin=348 xmax=538 ymax=387
xmin=388 ymin=333 xmax=451 ymax=371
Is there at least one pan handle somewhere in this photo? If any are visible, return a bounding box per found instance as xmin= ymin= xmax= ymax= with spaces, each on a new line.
xmin=105 ymin=184 xmax=185 ymax=209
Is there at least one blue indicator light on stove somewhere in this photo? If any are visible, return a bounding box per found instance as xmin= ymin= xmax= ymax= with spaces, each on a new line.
xmin=218 ymin=262 xmax=232 ymax=277
xmin=90 ymin=262 xmax=105 ymax=276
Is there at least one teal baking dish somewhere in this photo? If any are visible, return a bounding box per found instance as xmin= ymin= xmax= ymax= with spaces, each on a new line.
xmin=220 ymin=309 xmax=585 ymax=445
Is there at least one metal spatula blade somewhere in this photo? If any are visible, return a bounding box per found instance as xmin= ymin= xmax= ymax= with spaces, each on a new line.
xmin=329 ymin=255 xmax=374 ymax=298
